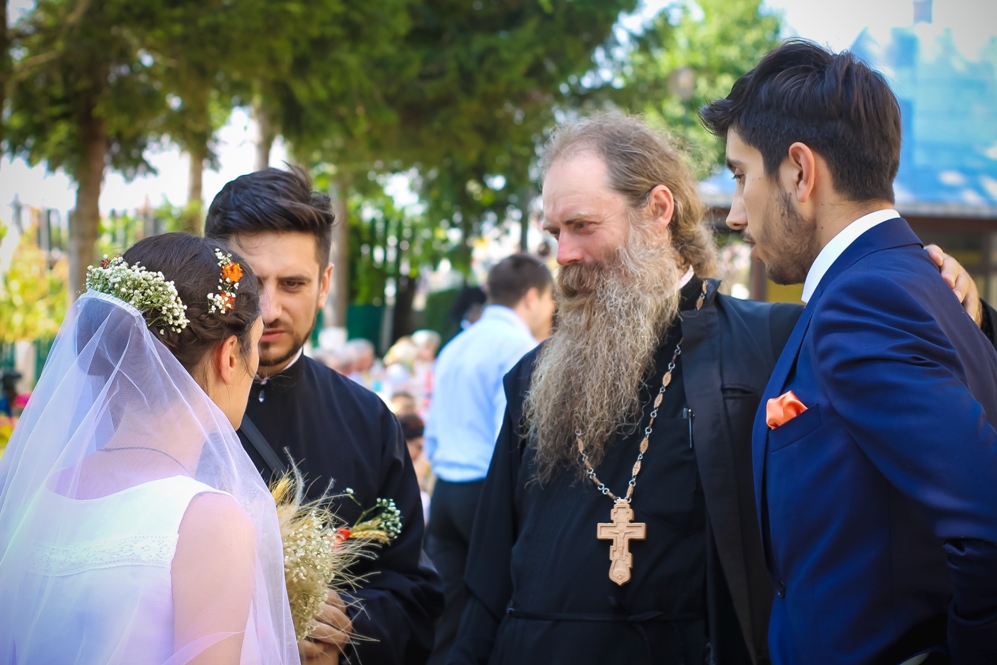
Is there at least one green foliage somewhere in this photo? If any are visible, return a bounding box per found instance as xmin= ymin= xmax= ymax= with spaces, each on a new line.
xmin=98 ymin=210 xmax=141 ymax=257
xmin=615 ymin=0 xmax=781 ymax=177
xmin=256 ymin=0 xmax=413 ymax=168
xmin=0 ymin=227 xmax=67 ymax=344
xmin=5 ymin=0 xmax=167 ymax=179
xmin=96 ymin=200 xmax=187 ymax=257
xmin=324 ymin=171 xmax=454 ymax=306
xmin=379 ymin=0 xmax=641 ymax=270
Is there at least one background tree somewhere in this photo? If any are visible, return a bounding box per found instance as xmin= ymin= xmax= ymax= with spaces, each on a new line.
xmin=300 ymin=0 xmax=642 ymax=330
xmin=613 ymin=0 xmax=781 ymax=176
xmin=385 ymin=0 xmax=640 ymax=262
xmin=148 ymin=6 xmax=234 ymax=234
xmin=244 ymin=0 xmax=413 ymax=324
xmin=6 ymin=0 xmax=166 ymax=296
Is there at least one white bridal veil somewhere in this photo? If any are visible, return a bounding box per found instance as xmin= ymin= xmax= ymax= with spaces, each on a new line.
xmin=0 ymin=292 xmax=297 ymax=664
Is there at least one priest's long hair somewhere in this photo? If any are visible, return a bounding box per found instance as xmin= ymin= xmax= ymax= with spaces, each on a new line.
xmin=525 ymin=114 xmax=717 ymax=482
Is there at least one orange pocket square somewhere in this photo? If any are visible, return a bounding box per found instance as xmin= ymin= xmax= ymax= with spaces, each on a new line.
xmin=766 ymin=391 xmax=808 ymax=429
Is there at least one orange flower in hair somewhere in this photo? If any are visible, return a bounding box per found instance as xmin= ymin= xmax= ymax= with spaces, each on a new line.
xmin=222 ymin=261 xmax=244 ymax=284
xmin=207 ymin=248 xmax=242 ymax=314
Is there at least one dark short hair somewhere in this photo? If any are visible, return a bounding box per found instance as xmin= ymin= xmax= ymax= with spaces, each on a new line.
xmin=700 ymin=40 xmax=901 ymax=203
xmin=120 ymin=233 xmax=261 ymax=374
xmin=205 ymin=165 xmax=336 ymax=267
xmin=486 ymin=254 xmax=552 ymax=309
xmin=398 ymin=413 xmax=424 ymax=442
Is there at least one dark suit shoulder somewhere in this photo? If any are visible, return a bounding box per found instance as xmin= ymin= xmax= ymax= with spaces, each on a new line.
xmin=714 ymin=294 xmax=803 ymax=362
xmin=504 ymin=343 xmax=541 ymax=393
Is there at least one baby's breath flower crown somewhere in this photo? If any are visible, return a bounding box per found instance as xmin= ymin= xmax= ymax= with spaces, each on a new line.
xmin=207 ymin=248 xmax=244 ymax=314
xmin=85 ymin=256 xmax=190 ymax=334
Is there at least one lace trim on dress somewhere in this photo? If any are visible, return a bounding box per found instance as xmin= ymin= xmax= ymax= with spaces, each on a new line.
xmin=28 ymin=533 xmax=179 ymax=577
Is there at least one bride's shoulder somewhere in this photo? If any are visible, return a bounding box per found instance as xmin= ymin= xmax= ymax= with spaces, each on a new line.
xmin=179 ymin=491 xmax=254 ymax=547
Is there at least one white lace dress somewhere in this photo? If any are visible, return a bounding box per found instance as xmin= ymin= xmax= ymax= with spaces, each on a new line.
xmin=6 ymin=475 xmax=240 ymax=664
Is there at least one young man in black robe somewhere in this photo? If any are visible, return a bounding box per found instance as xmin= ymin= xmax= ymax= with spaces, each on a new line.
xmin=205 ymin=167 xmax=444 ymax=665
xmin=448 ymin=115 xmax=994 ymax=665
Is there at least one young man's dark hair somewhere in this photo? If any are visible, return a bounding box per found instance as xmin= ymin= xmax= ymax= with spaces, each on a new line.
xmin=204 ymin=165 xmax=336 ymax=266
xmin=699 ymin=39 xmax=902 ymax=203
xmin=486 ymin=253 xmax=553 ymax=308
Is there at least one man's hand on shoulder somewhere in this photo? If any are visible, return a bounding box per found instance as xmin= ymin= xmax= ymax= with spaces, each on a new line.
xmin=299 ymin=589 xmax=353 ymax=664
xmin=926 ymin=244 xmax=983 ymax=326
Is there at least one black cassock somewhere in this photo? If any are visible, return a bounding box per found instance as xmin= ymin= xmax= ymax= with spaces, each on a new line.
xmin=240 ymin=355 xmax=444 ymax=665
xmin=450 ymin=280 xmax=726 ymax=665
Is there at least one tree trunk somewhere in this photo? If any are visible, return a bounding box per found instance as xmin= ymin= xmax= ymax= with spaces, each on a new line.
xmin=519 ymin=187 xmax=532 ymax=252
xmin=253 ymin=99 xmax=276 ymax=171
xmin=0 ymin=0 xmax=8 ymax=172
xmin=70 ymin=109 xmax=107 ymax=300
xmin=182 ymin=145 xmax=206 ymax=235
xmin=330 ymin=178 xmax=350 ymax=328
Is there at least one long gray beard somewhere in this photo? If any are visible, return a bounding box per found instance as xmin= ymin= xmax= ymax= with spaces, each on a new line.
xmin=524 ymin=232 xmax=683 ymax=483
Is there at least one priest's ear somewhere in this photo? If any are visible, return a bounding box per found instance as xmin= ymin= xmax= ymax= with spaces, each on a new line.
xmin=647 ymin=185 xmax=675 ymax=233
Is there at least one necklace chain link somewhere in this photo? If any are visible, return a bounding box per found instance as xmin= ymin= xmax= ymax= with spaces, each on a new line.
xmin=576 ymin=280 xmax=707 ymax=504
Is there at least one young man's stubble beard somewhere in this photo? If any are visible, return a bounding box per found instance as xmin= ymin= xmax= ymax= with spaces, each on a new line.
xmin=258 ymin=292 xmax=321 ymax=370
xmin=525 ymin=221 xmax=685 ymax=483
xmin=762 ymin=190 xmax=821 ymax=286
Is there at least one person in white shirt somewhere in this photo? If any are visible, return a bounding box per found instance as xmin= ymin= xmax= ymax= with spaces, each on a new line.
xmin=424 ymin=253 xmax=555 ymax=665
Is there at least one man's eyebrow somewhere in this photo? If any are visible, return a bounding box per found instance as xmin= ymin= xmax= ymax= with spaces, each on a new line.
xmin=726 ymin=158 xmax=743 ymax=171
xmin=280 ymin=274 xmax=314 ymax=282
xmin=562 ymin=213 xmax=597 ymax=225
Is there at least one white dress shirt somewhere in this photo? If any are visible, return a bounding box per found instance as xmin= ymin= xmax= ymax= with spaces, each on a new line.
xmin=424 ymin=305 xmax=539 ymax=483
xmin=801 ymin=208 xmax=900 ymax=303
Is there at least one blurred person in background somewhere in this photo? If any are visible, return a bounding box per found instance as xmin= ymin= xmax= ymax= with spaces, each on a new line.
xmin=206 ymin=166 xmax=443 ymax=665
xmin=390 ymin=392 xmax=418 ymax=417
xmin=423 ymin=254 xmax=554 ymax=665
xmin=399 ymin=413 xmax=433 ymax=524
xmin=313 ymin=348 xmax=353 ymax=376
xmin=346 ymin=338 xmax=380 ymax=388
xmin=448 ymin=286 xmax=487 ymax=331
xmin=412 ymin=330 xmax=442 ymax=414
xmin=384 ymin=337 xmax=419 ymax=403
xmin=413 ymin=330 xmax=441 ymax=364
xmin=0 ymin=370 xmax=22 ymax=417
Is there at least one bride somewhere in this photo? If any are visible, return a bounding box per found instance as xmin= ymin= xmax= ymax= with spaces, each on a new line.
xmin=0 ymin=233 xmax=298 ymax=663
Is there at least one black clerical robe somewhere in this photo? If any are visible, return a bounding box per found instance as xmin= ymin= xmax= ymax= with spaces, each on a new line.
xmin=240 ymin=355 xmax=444 ymax=665
xmin=450 ymin=279 xmax=721 ymax=665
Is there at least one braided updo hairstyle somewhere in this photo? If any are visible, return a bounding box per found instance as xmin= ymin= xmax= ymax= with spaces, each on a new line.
xmin=121 ymin=233 xmax=260 ymax=375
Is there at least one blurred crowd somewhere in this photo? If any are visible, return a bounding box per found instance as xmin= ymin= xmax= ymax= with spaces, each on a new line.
xmin=312 ymin=330 xmax=442 ymax=521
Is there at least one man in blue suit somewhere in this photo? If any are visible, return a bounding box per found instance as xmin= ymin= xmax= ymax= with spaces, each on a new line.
xmin=701 ymin=41 xmax=997 ymax=664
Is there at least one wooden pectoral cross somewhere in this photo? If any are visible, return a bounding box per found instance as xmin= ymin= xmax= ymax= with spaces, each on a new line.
xmin=597 ymin=498 xmax=646 ymax=586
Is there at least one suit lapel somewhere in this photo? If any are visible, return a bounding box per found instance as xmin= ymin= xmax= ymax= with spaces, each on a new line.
xmin=682 ymin=280 xmax=761 ymax=659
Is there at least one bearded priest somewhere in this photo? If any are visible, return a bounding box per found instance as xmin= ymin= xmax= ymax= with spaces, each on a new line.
xmin=446 ymin=114 xmax=997 ymax=665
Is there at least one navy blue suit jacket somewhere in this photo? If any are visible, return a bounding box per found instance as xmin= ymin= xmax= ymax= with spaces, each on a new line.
xmin=753 ymin=218 xmax=997 ymax=664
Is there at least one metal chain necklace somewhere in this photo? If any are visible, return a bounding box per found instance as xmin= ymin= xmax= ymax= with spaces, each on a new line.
xmin=577 ymin=341 xmax=682 ymax=503
xmin=577 ymin=279 xmax=707 ymax=586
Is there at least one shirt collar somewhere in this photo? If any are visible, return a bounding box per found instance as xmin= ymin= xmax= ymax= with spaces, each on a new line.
xmin=677 ymin=266 xmax=694 ymax=290
xmin=257 ymin=347 xmax=305 ymax=386
xmin=801 ymin=208 xmax=899 ymax=303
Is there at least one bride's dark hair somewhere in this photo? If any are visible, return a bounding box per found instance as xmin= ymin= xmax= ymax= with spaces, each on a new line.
xmin=121 ymin=233 xmax=260 ymax=374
